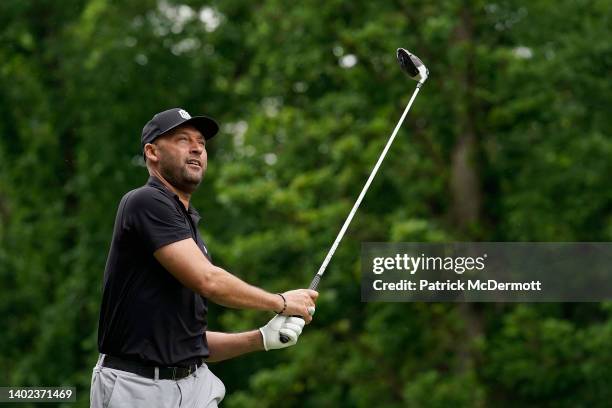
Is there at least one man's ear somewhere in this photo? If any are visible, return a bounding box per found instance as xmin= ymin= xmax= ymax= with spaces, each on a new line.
xmin=144 ymin=143 xmax=159 ymax=163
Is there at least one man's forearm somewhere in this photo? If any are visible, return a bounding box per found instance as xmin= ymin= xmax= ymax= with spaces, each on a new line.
xmin=201 ymin=265 xmax=283 ymax=311
xmin=154 ymin=239 xmax=316 ymax=320
xmin=205 ymin=330 xmax=264 ymax=363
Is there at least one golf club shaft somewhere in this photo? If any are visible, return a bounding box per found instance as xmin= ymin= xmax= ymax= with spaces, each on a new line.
xmin=309 ymin=82 xmax=423 ymax=290
xmin=279 ymin=82 xmax=423 ymax=344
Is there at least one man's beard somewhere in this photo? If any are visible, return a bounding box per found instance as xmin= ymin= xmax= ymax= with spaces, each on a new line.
xmin=159 ymin=155 xmax=204 ymax=194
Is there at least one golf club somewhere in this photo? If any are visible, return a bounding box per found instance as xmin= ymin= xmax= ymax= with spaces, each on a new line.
xmin=280 ymin=48 xmax=429 ymax=343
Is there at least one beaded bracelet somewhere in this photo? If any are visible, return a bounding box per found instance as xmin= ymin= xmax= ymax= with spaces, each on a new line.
xmin=275 ymin=293 xmax=287 ymax=315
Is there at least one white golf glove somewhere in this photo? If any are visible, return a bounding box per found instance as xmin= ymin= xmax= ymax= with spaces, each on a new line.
xmin=259 ymin=315 xmax=305 ymax=351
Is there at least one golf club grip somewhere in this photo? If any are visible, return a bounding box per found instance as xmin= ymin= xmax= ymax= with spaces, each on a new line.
xmin=279 ymin=274 xmax=322 ymax=343
xmin=309 ymin=274 xmax=321 ymax=291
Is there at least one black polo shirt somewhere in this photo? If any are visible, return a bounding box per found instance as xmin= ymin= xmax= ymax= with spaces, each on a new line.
xmin=97 ymin=176 xmax=211 ymax=366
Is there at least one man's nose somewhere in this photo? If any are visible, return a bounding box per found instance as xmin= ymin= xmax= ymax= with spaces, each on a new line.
xmin=190 ymin=141 xmax=204 ymax=155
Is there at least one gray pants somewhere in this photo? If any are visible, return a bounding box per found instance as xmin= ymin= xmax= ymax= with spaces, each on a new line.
xmin=90 ymin=354 xmax=225 ymax=408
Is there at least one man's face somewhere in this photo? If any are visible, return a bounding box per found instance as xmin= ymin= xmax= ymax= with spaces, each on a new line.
xmin=151 ymin=125 xmax=207 ymax=194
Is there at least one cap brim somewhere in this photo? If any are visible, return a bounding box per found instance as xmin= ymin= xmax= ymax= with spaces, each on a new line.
xmin=184 ymin=116 xmax=219 ymax=140
xmin=159 ymin=115 xmax=220 ymax=140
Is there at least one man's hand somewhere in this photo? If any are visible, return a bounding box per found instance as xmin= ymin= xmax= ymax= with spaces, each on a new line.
xmin=280 ymin=289 xmax=318 ymax=323
xmin=259 ymin=315 xmax=305 ymax=351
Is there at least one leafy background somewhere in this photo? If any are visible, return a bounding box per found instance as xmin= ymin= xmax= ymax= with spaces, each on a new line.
xmin=1 ymin=0 xmax=611 ymax=406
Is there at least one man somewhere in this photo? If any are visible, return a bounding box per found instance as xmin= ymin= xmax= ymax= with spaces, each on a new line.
xmin=91 ymin=108 xmax=318 ymax=408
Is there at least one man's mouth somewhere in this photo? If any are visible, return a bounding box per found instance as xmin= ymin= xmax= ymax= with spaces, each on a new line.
xmin=186 ymin=159 xmax=202 ymax=168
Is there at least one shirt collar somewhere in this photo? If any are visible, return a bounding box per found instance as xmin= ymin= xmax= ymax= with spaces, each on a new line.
xmin=146 ymin=176 xmax=201 ymax=221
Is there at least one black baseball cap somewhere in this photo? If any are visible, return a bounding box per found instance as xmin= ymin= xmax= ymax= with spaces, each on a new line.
xmin=141 ymin=108 xmax=219 ymax=151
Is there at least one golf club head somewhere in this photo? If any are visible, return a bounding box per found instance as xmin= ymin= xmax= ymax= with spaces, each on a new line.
xmin=397 ymin=48 xmax=428 ymax=83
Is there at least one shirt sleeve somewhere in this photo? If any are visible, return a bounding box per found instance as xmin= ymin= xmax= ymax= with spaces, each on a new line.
xmin=125 ymin=188 xmax=192 ymax=253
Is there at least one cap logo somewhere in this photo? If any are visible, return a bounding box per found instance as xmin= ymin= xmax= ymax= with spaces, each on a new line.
xmin=178 ymin=109 xmax=191 ymax=120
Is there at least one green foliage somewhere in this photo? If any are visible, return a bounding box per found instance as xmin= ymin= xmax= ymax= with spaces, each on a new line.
xmin=0 ymin=0 xmax=611 ymax=407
